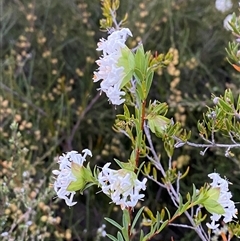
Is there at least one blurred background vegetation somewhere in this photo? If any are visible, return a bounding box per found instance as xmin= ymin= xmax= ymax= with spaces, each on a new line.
xmin=1 ymin=0 xmax=240 ymax=240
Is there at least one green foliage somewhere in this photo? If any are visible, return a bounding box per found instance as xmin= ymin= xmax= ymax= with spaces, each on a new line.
xmin=119 ymin=47 xmax=135 ymax=88
xmin=2 ymin=0 xmax=240 ymax=240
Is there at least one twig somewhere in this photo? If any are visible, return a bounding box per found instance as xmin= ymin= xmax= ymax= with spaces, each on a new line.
xmin=146 ymin=174 xmax=167 ymax=189
xmin=174 ymin=136 xmax=240 ymax=149
xmin=228 ymin=131 xmax=237 ymax=144
xmin=144 ymin=124 xmax=208 ymax=241
xmin=167 ymin=222 xmax=196 ymax=230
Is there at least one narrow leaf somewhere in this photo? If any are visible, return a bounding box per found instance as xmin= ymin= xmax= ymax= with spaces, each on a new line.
xmin=131 ymin=206 xmax=145 ymax=232
xmin=106 ymin=234 xmax=118 ymax=241
xmin=105 ymin=217 xmax=123 ymax=230
xmin=117 ymin=231 xmax=125 ymax=241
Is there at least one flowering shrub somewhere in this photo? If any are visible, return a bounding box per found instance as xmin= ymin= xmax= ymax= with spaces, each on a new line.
xmin=93 ymin=28 xmax=134 ymax=105
xmin=2 ymin=0 xmax=240 ymax=241
xmin=52 ymin=1 xmax=240 ymax=240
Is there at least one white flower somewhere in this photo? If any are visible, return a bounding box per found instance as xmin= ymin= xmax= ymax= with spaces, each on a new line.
xmin=223 ymin=13 xmax=233 ymax=31
xmin=97 ymin=224 xmax=107 ymax=237
xmin=215 ymin=0 xmax=233 ymax=13
xmin=213 ymin=97 xmax=219 ymax=105
xmin=98 ymin=163 xmax=147 ymax=209
xmin=96 ymin=28 xmax=132 ymax=55
xmin=206 ymin=173 xmax=237 ymax=229
xmin=0 ymin=232 xmax=9 ymax=237
xmin=93 ymin=28 xmax=133 ymax=105
xmin=52 ymin=149 xmax=92 ymax=206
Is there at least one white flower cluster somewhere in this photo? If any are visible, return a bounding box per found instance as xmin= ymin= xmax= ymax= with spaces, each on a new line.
xmin=93 ymin=28 xmax=132 ymax=105
xmin=214 ymin=0 xmax=234 ymax=31
xmin=206 ymin=173 xmax=237 ymax=230
xmin=98 ymin=163 xmax=147 ymax=209
xmin=52 ymin=149 xmax=92 ymax=206
xmin=215 ymin=0 xmax=233 ymax=13
xmin=223 ymin=13 xmax=233 ymax=31
xmin=97 ymin=224 xmax=107 ymax=238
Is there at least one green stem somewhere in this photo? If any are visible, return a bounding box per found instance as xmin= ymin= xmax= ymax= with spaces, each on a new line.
xmin=128 ymin=207 xmax=132 ymax=240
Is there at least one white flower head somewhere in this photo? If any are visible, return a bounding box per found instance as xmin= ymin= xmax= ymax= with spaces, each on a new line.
xmin=97 ymin=224 xmax=107 ymax=238
xmin=206 ymin=173 xmax=237 ymax=230
xmin=98 ymin=163 xmax=147 ymax=209
xmin=223 ymin=13 xmax=234 ymax=31
xmin=93 ymin=28 xmax=134 ymax=105
xmin=1 ymin=232 xmax=9 ymax=237
xmin=215 ymin=0 xmax=233 ymax=13
xmin=52 ymin=149 xmax=92 ymax=206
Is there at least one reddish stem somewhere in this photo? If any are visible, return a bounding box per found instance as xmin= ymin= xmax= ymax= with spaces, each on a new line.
xmin=135 ymin=100 xmax=146 ymax=169
xmin=129 ymin=100 xmax=146 ymax=240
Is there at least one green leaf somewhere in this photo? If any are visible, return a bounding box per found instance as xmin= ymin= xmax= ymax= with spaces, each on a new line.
xmin=106 ymin=234 xmax=118 ymax=241
xmin=160 ymin=209 xmax=165 ymax=221
xmin=186 ymin=192 xmax=191 ymax=202
xmin=114 ymin=158 xmax=135 ymax=172
xmin=237 ymin=94 xmax=240 ymax=111
xmin=67 ymin=165 xmax=93 ymax=191
xmin=123 ymin=209 xmax=131 ymax=228
xmin=137 ymin=161 xmax=145 ymax=176
xmin=155 ymin=212 xmax=161 ymax=229
xmin=122 ymin=209 xmax=131 ymax=240
xmin=118 ymin=47 xmax=135 ymax=88
xmin=129 ymin=150 xmax=136 ymax=169
xmin=117 ymin=231 xmax=125 ymax=241
xmin=121 ymin=227 xmax=128 ymax=241
xmin=139 ymin=230 xmax=144 ymax=240
xmin=197 ymin=121 xmax=208 ymax=139
xmin=114 ymin=158 xmax=125 ymax=169
xmin=131 ymin=206 xmax=145 ymax=232
xmin=201 ymin=188 xmax=225 ymax=215
xmin=180 ymin=200 xmax=191 ymax=213
xmin=218 ymin=98 xmax=234 ymax=113
xmin=136 ymin=82 xmax=145 ymax=101
xmin=203 ymin=199 xmax=225 ymax=214
xmin=147 ymin=118 xmax=157 ymax=134
xmin=224 ymin=89 xmax=234 ymax=103
xmin=165 ymin=207 xmax=171 ymax=220
xmin=164 ymin=140 xmax=174 ymax=158
xmin=192 ymin=184 xmax=197 ymax=201
xmin=105 ymin=217 xmax=123 ymax=230
xmin=225 ymin=118 xmax=232 ymax=132
xmin=136 ymin=130 xmax=143 ymax=149
xmin=145 ymin=70 xmax=154 ymax=95
xmin=178 ymin=194 xmax=183 ymax=209
xmin=134 ymin=68 xmax=144 ymax=82
xmin=157 ymin=220 xmax=168 ymax=233
xmin=144 ymin=51 xmax=152 ymax=70
xmin=134 ymin=45 xmax=146 ymax=74
xmin=206 ymin=187 xmax=220 ymax=200
xmin=144 ymin=207 xmax=157 ymax=222
xmin=187 ymin=130 xmax=192 ymax=139
xmin=153 ymin=101 xmax=168 ymax=116
xmin=117 ymin=114 xmax=127 ymax=120
xmin=123 ymin=104 xmax=130 ymax=119
xmin=153 ymin=167 xmax=157 ymax=180
xmin=147 ymin=115 xmax=170 ymax=138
